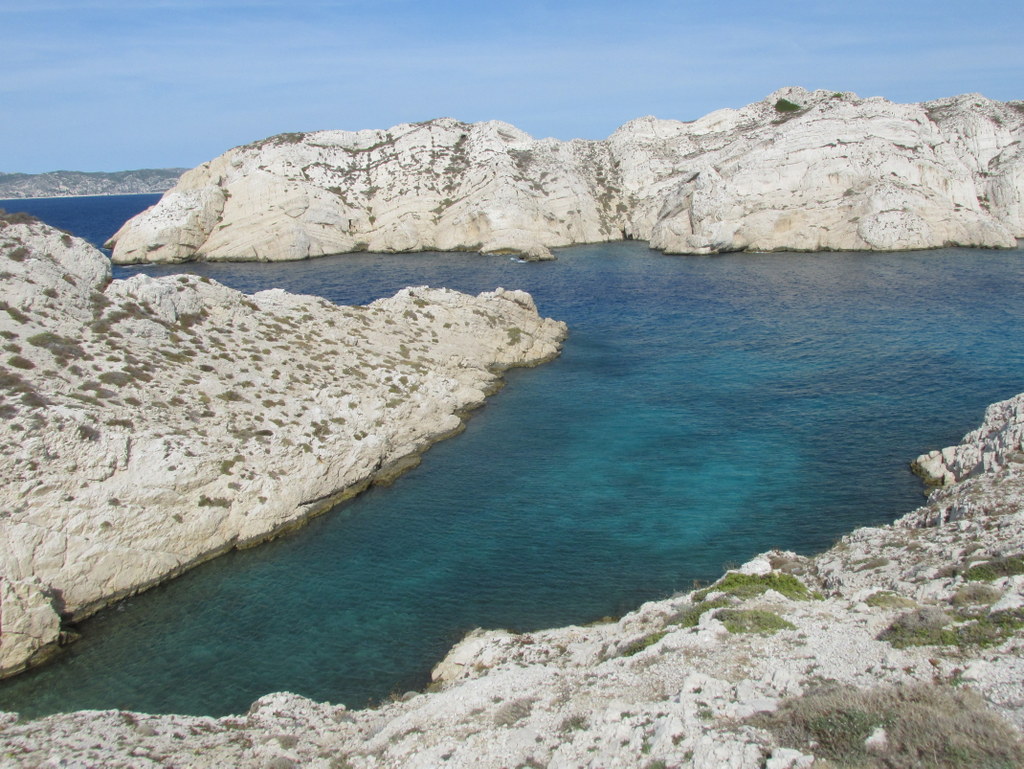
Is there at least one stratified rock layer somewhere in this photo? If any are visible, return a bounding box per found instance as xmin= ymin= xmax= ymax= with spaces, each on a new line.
xmin=109 ymin=88 xmax=1024 ymax=264
xmin=0 ymin=215 xmax=566 ymax=676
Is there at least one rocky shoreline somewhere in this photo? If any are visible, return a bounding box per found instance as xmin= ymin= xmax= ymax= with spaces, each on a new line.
xmin=1 ymin=384 xmax=1022 ymax=767
xmin=108 ymin=87 xmax=1024 ymax=264
xmin=0 ymin=214 xmax=567 ymax=678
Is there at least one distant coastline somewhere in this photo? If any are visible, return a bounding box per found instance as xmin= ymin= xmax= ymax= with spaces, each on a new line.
xmin=0 ymin=192 xmax=165 ymax=202
xmin=0 ymin=169 xmax=185 ymax=200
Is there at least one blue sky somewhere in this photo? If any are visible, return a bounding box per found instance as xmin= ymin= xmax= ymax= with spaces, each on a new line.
xmin=2 ymin=0 xmax=1021 ymax=173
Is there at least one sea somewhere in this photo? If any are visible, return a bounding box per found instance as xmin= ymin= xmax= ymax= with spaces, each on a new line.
xmin=1 ymin=194 xmax=1023 ymax=718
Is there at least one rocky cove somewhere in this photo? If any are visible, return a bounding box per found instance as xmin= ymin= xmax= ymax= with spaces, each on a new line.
xmin=2 ymin=379 xmax=1023 ymax=767
xmin=0 ymin=213 xmax=567 ymax=678
xmin=1 ymin=88 xmax=1024 ymax=766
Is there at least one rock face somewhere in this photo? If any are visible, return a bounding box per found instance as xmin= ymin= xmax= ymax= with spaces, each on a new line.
xmin=108 ymin=88 xmax=1024 ymax=264
xmin=0 ymin=169 xmax=186 ymax=199
xmin=0 ymin=214 xmax=567 ymax=677
xmin=913 ymin=392 xmax=1024 ymax=486
xmin=3 ymin=384 xmax=1024 ymax=766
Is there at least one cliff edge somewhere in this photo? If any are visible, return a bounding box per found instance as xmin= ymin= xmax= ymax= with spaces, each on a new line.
xmin=0 ymin=214 xmax=567 ymax=677
xmin=108 ymin=87 xmax=1024 ymax=264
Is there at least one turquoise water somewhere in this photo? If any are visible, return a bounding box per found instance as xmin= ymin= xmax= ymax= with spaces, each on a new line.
xmin=1 ymin=196 xmax=1023 ymax=718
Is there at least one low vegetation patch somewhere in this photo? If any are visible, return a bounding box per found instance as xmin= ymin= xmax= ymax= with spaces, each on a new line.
xmin=694 ymin=572 xmax=812 ymax=602
xmin=621 ymin=630 xmax=667 ymax=656
xmin=716 ymin=609 xmax=795 ymax=635
xmin=0 ymin=210 xmax=40 ymax=227
xmin=963 ymin=554 xmax=1024 ymax=582
xmin=774 ymin=98 xmax=802 ymax=113
xmin=879 ymin=607 xmax=1024 ymax=649
xmin=751 ymin=682 xmax=1024 ymax=768
xmin=493 ymin=698 xmax=534 ymax=727
xmin=670 ymin=596 xmax=731 ymax=627
xmin=951 ymin=583 xmax=1001 ymax=607
xmin=197 ymin=495 xmax=231 ymax=509
xmin=864 ymin=591 xmax=917 ymax=610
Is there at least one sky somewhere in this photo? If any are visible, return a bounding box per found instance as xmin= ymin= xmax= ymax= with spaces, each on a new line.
xmin=1 ymin=0 xmax=1021 ymax=173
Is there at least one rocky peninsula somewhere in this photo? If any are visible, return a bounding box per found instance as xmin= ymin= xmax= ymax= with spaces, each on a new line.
xmin=2 ymin=382 xmax=1023 ymax=766
xmin=108 ymin=87 xmax=1024 ymax=264
xmin=0 ymin=214 xmax=567 ymax=678
xmin=0 ymin=169 xmax=185 ymax=200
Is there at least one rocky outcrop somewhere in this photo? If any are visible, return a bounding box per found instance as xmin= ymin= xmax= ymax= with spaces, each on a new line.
xmin=913 ymin=392 xmax=1024 ymax=486
xmin=3 ymin=378 xmax=1024 ymax=766
xmin=0 ymin=214 xmax=566 ymax=677
xmin=108 ymin=88 xmax=1024 ymax=264
xmin=0 ymin=169 xmax=186 ymax=199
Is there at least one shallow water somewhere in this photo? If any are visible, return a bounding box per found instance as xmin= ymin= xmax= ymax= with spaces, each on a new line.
xmin=1 ymin=196 xmax=1023 ymax=717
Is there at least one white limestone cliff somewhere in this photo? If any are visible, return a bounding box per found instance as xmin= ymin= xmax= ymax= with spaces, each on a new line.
xmin=3 ymin=386 xmax=1024 ymax=768
xmin=108 ymin=88 xmax=1024 ymax=264
xmin=913 ymin=392 xmax=1024 ymax=487
xmin=0 ymin=215 xmax=566 ymax=677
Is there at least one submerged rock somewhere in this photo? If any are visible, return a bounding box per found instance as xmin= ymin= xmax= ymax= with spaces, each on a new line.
xmin=0 ymin=214 xmax=567 ymax=676
xmin=109 ymin=88 xmax=1024 ymax=264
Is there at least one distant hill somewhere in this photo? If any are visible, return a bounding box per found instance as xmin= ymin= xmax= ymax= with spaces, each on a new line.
xmin=0 ymin=168 xmax=186 ymax=199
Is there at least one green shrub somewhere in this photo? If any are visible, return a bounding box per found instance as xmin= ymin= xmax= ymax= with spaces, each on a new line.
xmin=963 ymin=555 xmax=1024 ymax=582
xmin=1 ymin=302 xmax=29 ymax=324
xmin=7 ymin=355 xmax=34 ymax=370
xmin=670 ymin=597 xmax=730 ymax=627
xmin=878 ymin=608 xmax=955 ymax=648
xmin=26 ymin=331 xmax=85 ymax=360
xmin=98 ymin=371 xmax=133 ymax=387
xmin=880 ymin=607 xmax=1024 ymax=649
xmin=694 ymin=572 xmax=811 ymax=601
xmin=775 ymin=98 xmax=802 ymax=112
xmin=197 ymin=495 xmax=231 ymax=508
xmin=951 ymin=583 xmax=1001 ymax=606
xmin=0 ymin=210 xmax=39 ymax=226
xmin=717 ymin=609 xmax=795 ymax=635
xmin=621 ymin=630 xmax=667 ymax=656
xmin=559 ymin=714 xmax=588 ymax=733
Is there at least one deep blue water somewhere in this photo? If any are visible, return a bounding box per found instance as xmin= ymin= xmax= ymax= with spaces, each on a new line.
xmin=1 ymin=196 xmax=1023 ymax=718
xmin=0 ymin=194 xmax=161 ymax=251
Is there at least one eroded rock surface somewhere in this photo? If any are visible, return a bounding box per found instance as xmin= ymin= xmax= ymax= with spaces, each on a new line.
xmin=109 ymin=88 xmax=1024 ymax=264
xmin=2 ymin=356 xmax=1023 ymax=765
xmin=0 ymin=214 xmax=566 ymax=676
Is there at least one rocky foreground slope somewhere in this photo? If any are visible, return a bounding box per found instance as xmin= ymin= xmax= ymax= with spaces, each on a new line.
xmin=108 ymin=87 xmax=1024 ymax=264
xmin=0 ymin=214 xmax=567 ymax=678
xmin=2 ymin=391 xmax=1024 ymax=765
xmin=0 ymin=169 xmax=185 ymax=199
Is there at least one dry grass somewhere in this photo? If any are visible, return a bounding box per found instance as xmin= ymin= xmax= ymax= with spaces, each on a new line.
xmin=751 ymin=682 xmax=1024 ymax=768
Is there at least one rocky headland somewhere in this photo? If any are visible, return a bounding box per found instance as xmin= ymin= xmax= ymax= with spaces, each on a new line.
xmin=0 ymin=214 xmax=567 ymax=678
xmin=0 ymin=169 xmax=186 ymax=200
xmin=108 ymin=87 xmax=1024 ymax=264
xmin=2 ymin=383 xmax=1023 ymax=767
